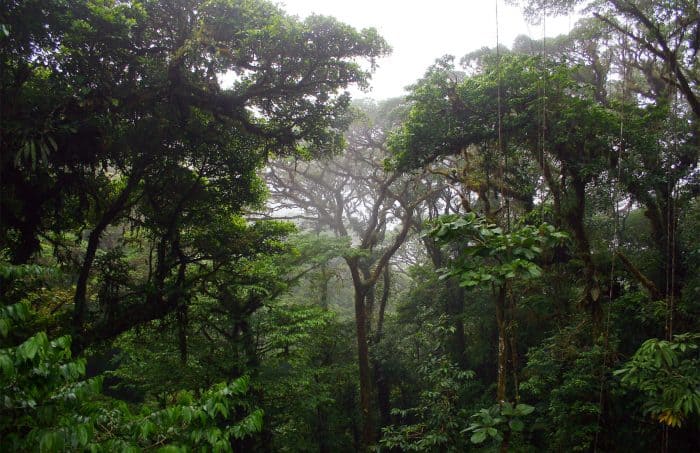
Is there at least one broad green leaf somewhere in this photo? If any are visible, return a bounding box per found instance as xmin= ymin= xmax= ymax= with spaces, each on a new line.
xmin=0 ymin=354 xmax=14 ymax=377
xmin=515 ymin=404 xmax=535 ymax=416
xmin=17 ymin=335 xmax=40 ymax=360
xmin=470 ymin=429 xmax=487 ymax=444
xmin=509 ymin=419 xmax=524 ymax=431
xmin=0 ymin=318 xmax=9 ymax=337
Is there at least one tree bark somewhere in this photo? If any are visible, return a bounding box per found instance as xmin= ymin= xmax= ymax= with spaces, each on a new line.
xmin=500 ymin=431 xmax=511 ymax=453
xmin=495 ymin=284 xmax=508 ymax=402
xmin=374 ymin=266 xmax=390 ymax=343
xmin=374 ymin=359 xmax=392 ymax=428
xmin=319 ymin=262 xmax=330 ymax=310
xmin=565 ymin=175 xmax=600 ymax=319
xmin=362 ymin=265 xmax=376 ymax=337
xmin=616 ymin=250 xmax=663 ymax=300
xmin=352 ymin=282 xmax=375 ymax=450
xmin=507 ymin=285 xmax=519 ymax=402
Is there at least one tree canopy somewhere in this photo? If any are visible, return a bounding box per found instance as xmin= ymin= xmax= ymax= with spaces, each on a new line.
xmin=1 ymin=1 xmax=698 ymax=452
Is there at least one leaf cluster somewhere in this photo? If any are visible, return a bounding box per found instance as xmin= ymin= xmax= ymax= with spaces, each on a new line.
xmin=430 ymin=213 xmax=569 ymax=287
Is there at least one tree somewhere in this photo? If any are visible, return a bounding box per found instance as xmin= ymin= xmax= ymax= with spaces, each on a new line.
xmin=389 ymin=16 xmax=698 ymax=447
xmin=391 ymin=54 xmax=620 ymax=316
xmin=514 ymin=0 xmax=700 ymax=117
xmin=431 ymin=214 xmax=568 ymax=400
xmin=266 ymin=99 xmax=437 ymax=449
xmin=1 ymin=0 xmax=389 ymax=349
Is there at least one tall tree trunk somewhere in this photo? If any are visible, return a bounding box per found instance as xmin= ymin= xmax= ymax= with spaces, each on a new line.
xmin=496 ymin=284 xmax=513 ymax=452
xmin=353 ymin=286 xmax=375 ymax=450
xmin=374 ymin=266 xmax=390 ymax=343
xmin=500 ymin=431 xmax=511 ymax=453
xmin=507 ymin=285 xmax=519 ymax=402
xmin=6 ymin=173 xmax=44 ymax=264
xmin=495 ymin=284 xmax=508 ymax=402
xmin=316 ymin=403 xmax=330 ymax=453
xmin=365 ymin=284 xmax=376 ymax=337
xmin=344 ymin=209 xmax=413 ymax=450
xmin=240 ymin=317 xmax=259 ymax=371
xmin=73 ymin=227 xmax=106 ymax=332
xmin=565 ymin=175 xmax=599 ymax=320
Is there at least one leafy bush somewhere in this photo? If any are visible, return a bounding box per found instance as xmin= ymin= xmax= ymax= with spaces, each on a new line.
xmin=466 ymin=402 xmax=535 ymax=445
xmin=615 ymin=333 xmax=700 ymax=428
xmin=0 ymin=262 xmax=263 ymax=452
xmin=380 ymin=351 xmax=475 ymax=452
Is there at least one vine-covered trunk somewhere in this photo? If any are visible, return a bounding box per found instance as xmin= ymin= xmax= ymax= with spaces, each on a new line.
xmin=564 ymin=175 xmax=599 ymax=320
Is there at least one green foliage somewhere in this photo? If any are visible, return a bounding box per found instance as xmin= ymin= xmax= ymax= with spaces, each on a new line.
xmin=431 ymin=213 xmax=569 ymax=287
xmin=0 ymin=284 xmax=100 ymax=452
xmin=380 ymin=321 xmax=476 ymax=452
xmin=0 ymin=302 xmax=30 ymax=339
xmin=0 ymin=0 xmax=390 ymax=348
xmin=614 ymin=333 xmax=700 ymax=428
xmin=389 ymin=53 xmax=616 ymax=180
xmin=0 ymin=328 xmax=261 ymax=452
xmin=0 ymin=265 xmax=263 ymax=452
xmin=99 ymin=378 xmax=263 ymax=452
xmin=466 ymin=402 xmax=535 ymax=445
xmin=519 ymin=325 xmax=615 ymax=451
xmin=256 ymin=303 xmax=358 ymax=451
xmin=0 ymin=295 xmax=103 ymax=452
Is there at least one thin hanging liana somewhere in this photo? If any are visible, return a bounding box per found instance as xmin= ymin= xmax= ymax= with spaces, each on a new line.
xmin=594 ymin=26 xmax=629 ymax=453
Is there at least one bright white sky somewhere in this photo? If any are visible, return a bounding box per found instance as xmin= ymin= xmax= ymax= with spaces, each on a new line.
xmin=279 ymin=0 xmax=576 ymax=100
